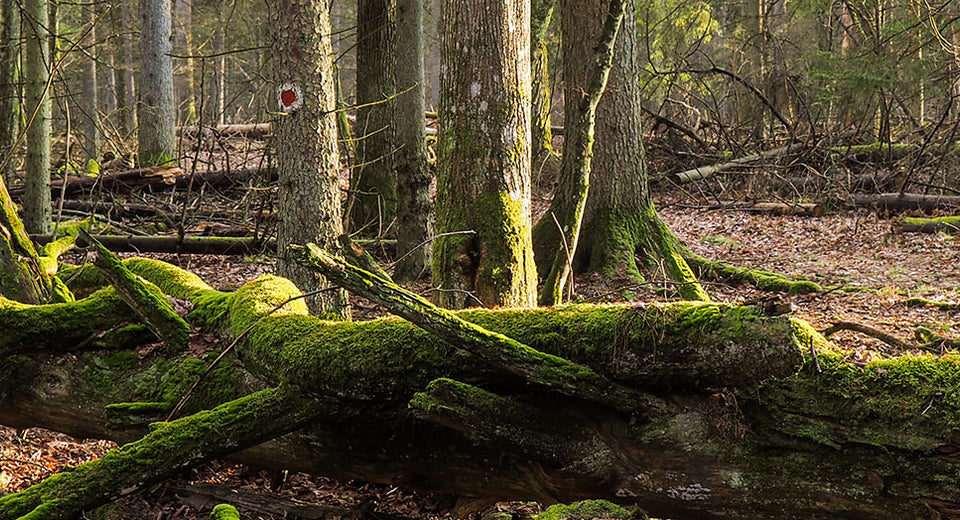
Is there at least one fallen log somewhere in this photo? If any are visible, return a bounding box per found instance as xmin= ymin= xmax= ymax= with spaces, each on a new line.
xmin=177 ymin=123 xmax=272 ymax=140
xmin=895 ymin=215 xmax=960 ymax=234
xmin=706 ymin=201 xmax=825 ymax=217
xmin=848 ymin=193 xmax=960 ymax=213
xmin=669 ymin=143 xmax=805 ymax=184
xmin=8 ymin=167 xmax=277 ymax=200
xmin=1 ymin=257 xmax=960 ymax=519
xmin=33 ymin=234 xmax=275 ymax=255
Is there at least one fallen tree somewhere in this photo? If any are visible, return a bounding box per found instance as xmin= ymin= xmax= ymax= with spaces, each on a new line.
xmin=2 ymin=251 xmax=960 ymax=519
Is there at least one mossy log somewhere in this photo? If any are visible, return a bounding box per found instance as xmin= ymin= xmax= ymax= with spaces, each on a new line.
xmin=1 ymin=258 xmax=960 ymax=519
xmin=895 ymin=215 xmax=960 ymax=234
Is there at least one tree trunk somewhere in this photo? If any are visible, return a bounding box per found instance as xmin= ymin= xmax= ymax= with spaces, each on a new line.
xmin=172 ymin=0 xmax=196 ymax=124
xmin=0 ymin=178 xmax=48 ymax=303
xmin=0 ymin=0 xmax=19 ymax=188
xmin=120 ymin=1 xmax=138 ymax=135
xmin=392 ymin=0 xmax=433 ymax=281
xmin=434 ymin=0 xmax=537 ymax=308
xmin=351 ymin=0 xmax=397 ymax=236
xmin=268 ymin=0 xmax=349 ymax=319
xmin=139 ymin=0 xmax=177 ymax=166
xmin=210 ymin=1 xmax=226 ymax=126
xmin=80 ymin=1 xmax=100 ymax=166
xmin=22 ymin=0 xmax=52 ymax=234
xmin=532 ymin=0 xmax=706 ymax=301
xmin=530 ymin=0 xmax=557 ymax=172
xmin=2 ymin=256 xmax=960 ymax=519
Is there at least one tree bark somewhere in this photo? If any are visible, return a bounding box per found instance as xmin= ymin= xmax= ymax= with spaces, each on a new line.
xmin=23 ymin=0 xmax=52 ymax=234
xmin=172 ymin=0 xmax=196 ymax=124
xmin=350 ymin=0 xmax=397 ymax=235
xmin=268 ymin=0 xmax=349 ymax=319
xmin=392 ymin=0 xmax=433 ymax=281
xmin=0 ymin=0 xmax=19 ymax=188
xmin=0 ymin=178 xmax=49 ymax=303
xmin=80 ymin=1 xmax=100 ymax=166
xmin=434 ymin=0 xmax=537 ymax=308
xmin=120 ymin=1 xmax=138 ymax=135
xmin=2 ymin=257 xmax=959 ymax=519
xmin=532 ymin=0 xmax=707 ymax=301
xmin=139 ymin=0 xmax=177 ymax=166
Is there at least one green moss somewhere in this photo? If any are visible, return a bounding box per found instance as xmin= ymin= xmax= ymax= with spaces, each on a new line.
xmin=210 ymin=504 xmax=240 ymax=520
xmin=94 ymin=351 xmax=138 ymax=370
xmin=754 ymin=347 xmax=960 ymax=450
xmin=685 ymin=251 xmax=823 ymax=294
xmin=536 ymin=500 xmax=644 ymax=520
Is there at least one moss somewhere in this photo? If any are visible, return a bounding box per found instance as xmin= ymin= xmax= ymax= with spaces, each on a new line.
xmin=685 ymin=251 xmax=823 ymax=294
xmin=753 ymin=346 xmax=960 ymax=450
xmin=536 ymin=500 xmax=644 ymax=520
xmin=0 ymin=288 xmax=132 ymax=351
xmin=210 ymin=504 xmax=241 ymax=520
xmin=94 ymin=351 xmax=138 ymax=370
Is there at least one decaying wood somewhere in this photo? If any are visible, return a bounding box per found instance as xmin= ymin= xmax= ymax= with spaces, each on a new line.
xmin=669 ymin=143 xmax=805 ymax=184
xmin=1 ymin=256 xmax=960 ymax=519
xmin=895 ymin=215 xmax=960 ymax=234
xmin=848 ymin=193 xmax=960 ymax=213
xmin=85 ymin=230 xmax=191 ymax=351
xmin=34 ymin=233 xmax=276 ymax=255
xmin=8 ymin=167 xmax=277 ymax=200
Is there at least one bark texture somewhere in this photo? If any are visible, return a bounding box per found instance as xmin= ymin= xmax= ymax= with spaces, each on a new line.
xmin=23 ymin=0 xmax=52 ymax=234
xmin=80 ymin=1 xmax=100 ymax=165
xmin=268 ymin=0 xmax=348 ymax=319
xmin=2 ymin=257 xmax=960 ymax=519
xmin=120 ymin=2 xmax=138 ymax=135
xmin=434 ymin=0 xmax=537 ymax=308
xmin=172 ymin=0 xmax=196 ymax=123
xmin=139 ymin=0 xmax=177 ymax=166
xmin=0 ymin=0 xmax=19 ymax=188
xmin=392 ymin=0 xmax=433 ymax=281
xmin=350 ymin=0 xmax=397 ymax=235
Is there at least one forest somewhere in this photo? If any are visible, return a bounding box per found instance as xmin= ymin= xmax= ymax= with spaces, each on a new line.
xmin=0 ymin=0 xmax=958 ymax=518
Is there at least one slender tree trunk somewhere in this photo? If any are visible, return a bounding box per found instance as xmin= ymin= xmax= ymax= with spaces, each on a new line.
xmin=268 ymin=0 xmax=349 ymax=319
xmin=434 ymin=0 xmax=537 ymax=308
xmin=138 ymin=0 xmax=176 ymax=166
xmin=532 ymin=0 xmax=707 ymax=301
xmin=350 ymin=0 xmax=397 ymax=235
xmin=99 ymin=48 xmax=118 ymax=123
xmin=530 ymin=0 xmax=557 ymax=174
xmin=392 ymin=0 xmax=433 ymax=281
xmin=80 ymin=2 xmax=100 ymax=166
xmin=211 ymin=2 xmax=226 ymax=126
xmin=0 ymin=0 xmax=20 ymax=188
xmin=23 ymin=0 xmax=51 ymax=234
xmin=120 ymin=2 xmax=138 ymax=135
xmin=171 ymin=0 xmax=195 ymax=124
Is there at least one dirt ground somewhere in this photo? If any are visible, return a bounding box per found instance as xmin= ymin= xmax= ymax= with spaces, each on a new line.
xmin=1 ymin=193 xmax=958 ymax=518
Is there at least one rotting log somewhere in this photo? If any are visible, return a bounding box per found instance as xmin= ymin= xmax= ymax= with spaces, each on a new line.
xmin=668 ymin=143 xmax=805 ymax=184
xmin=849 ymin=193 xmax=960 ymax=213
xmin=2 ymin=258 xmax=960 ymax=519
xmin=895 ymin=215 xmax=960 ymax=234
xmin=34 ymin=234 xmax=276 ymax=255
xmin=85 ymin=231 xmax=191 ymax=351
xmin=7 ymin=167 xmax=277 ymax=200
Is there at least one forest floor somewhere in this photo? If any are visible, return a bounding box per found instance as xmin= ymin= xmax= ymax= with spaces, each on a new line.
xmin=3 ymin=199 xmax=957 ymax=519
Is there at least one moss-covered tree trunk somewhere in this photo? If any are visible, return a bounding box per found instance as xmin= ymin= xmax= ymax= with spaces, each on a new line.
xmin=2 ymin=256 xmax=960 ymax=519
xmin=139 ymin=0 xmax=177 ymax=166
xmin=349 ymin=0 xmax=398 ymax=235
xmin=22 ymin=0 xmax=52 ymax=234
xmin=392 ymin=0 xmax=433 ymax=281
xmin=0 ymin=0 xmax=20 ymax=188
xmin=268 ymin=0 xmax=349 ymax=319
xmin=434 ymin=0 xmax=537 ymax=308
xmin=0 ymin=178 xmax=49 ymax=303
xmin=530 ymin=0 xmax=557 ymax=174
xmin=532 ymin=0 xmax=707 ymax=301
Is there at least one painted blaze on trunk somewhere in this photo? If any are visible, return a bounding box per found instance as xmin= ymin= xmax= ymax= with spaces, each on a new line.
xmin=434 ymin=0 xmax=537 ymax=309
